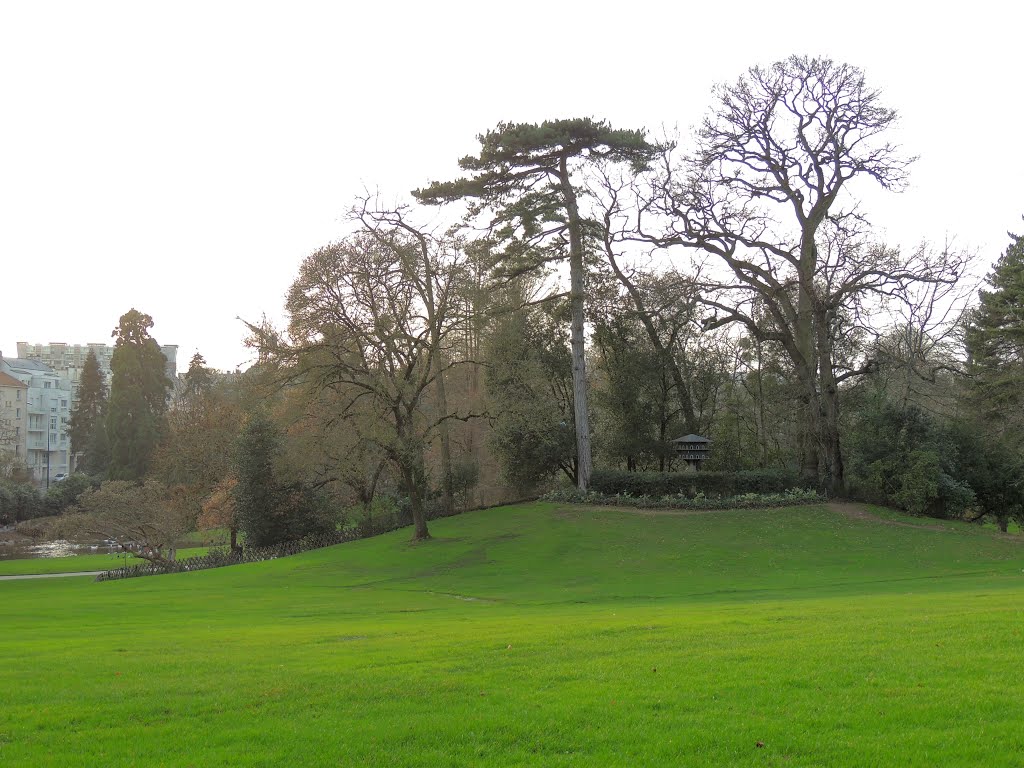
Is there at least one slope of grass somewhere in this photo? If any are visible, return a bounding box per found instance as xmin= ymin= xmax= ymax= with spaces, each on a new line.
xmin=1 ymin=503 xmax=1022 ymax=766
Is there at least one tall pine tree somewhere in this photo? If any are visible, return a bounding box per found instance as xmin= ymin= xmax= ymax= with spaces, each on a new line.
xmin=966 ymin=224 xmax=1024 ymax=422
xmin=106 ymin=309 xmax=170 ymax=480
xmin=414 ymin=119 xmax=659 ymax=490
xmin=67 ymin=349 xmax=109 ymax=475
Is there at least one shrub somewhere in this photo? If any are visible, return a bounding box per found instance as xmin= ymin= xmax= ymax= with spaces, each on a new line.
xmin=0 ymin=481 xmax=47 ymax=525
xmin=589 ymin=468 xmax=802 ymax=499
xmin=542 ymin=486 xmax=821 ymax=510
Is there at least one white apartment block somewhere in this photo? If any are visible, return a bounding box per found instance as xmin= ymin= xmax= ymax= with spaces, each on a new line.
xmin=0 ymin=357 xmax=72 ymax=487
xmin=16 ymin=341 xmax=178 ymax=405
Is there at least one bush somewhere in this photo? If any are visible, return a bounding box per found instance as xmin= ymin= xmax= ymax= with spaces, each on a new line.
xmin=351 ymin=496 xmax=401 ymax=537
xmin=846 ymin=399 xmax=984 ymax=520
xmin=0 ymin=481 xmax=46 ymax=525
xmin=44 ymin=473 xmax=100 ymax=515
xmin=542 ymin=486 xmax=821 ymax=510
xmin=589 ymin=468 xmax=802 ymax=498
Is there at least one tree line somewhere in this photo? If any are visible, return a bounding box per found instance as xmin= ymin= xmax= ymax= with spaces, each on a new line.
xmin=4 ymin=54 xmax=1021 ymax=543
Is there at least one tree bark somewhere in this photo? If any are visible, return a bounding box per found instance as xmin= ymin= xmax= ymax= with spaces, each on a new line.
xmin=403 ymin=463 xmax=431 ymax=542
xmin=559 ymin=155 xmax=593 ymax=491
xmin=816 ymin=330 xmax=845 ymax=494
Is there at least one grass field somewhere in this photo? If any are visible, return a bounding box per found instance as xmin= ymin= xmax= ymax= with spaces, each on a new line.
xmin=0 ymin=547 xmax=209 ymax=576
xmin=1 ymin=502 xmax=1022 ymax=766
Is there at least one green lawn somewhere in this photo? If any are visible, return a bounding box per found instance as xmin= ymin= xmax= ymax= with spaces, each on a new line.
xmin=0 ymin=547 xmax=209 ymax=576
xmin=1 ymin=502 xmax=1022 ymax=766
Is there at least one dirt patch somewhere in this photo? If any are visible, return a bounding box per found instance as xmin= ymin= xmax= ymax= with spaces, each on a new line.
xmin=826 ymin=501 xmax=1021 ymax=536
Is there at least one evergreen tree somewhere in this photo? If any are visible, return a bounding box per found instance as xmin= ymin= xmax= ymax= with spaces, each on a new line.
xmin=232 ymin=412 xmax=329 ymax=548
xmin=415 ymin=118 xmax=659 ymax=490
xmin=67 ymin=349 xmax=110 ymax=475
xmin=105 ymin=309 xmax=170 ymax=480
xmin=180 ymin=352 xmax=214 ymax=405
xmin=965 ymin=224 xmax=1024 ymax=422
xmin=485 ymin=298 xmax=577 ymax=490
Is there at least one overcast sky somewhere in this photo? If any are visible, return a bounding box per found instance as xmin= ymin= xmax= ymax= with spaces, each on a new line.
xmin=2 ymin=1 xmax=1021 ymax=372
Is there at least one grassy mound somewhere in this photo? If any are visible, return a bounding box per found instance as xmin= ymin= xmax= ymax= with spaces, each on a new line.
xmin=1 ymin=502 xmax=1022 ymax=766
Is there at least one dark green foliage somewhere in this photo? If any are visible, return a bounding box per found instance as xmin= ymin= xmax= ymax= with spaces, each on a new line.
xmin=485 ymin=301 xmax=576 ymax=490
xmin=591 ymin=312 xmax=681 ymax=471
xmin=965 ymin=226 xmax=1024 ymax=420
xmin=106 ymin=309 xmax=170 ymax=480
xmin=232 ymin=413 xmax=332 ymax=548
xmin=415 ymin=118 xmax=658 ymax=205
xmin=67 ymin=349 xmax=109 ymax=476
xmin=947 ymin=423 xmax=1024 ymax=531
xmin=845 ymin=398 xmax=974 ymax=518
xmin=448 ymin=458 xmax=480 ymax=510
xmin=589 ymin=468 xmax=803 ymax=498
xmin=0 ymin=480 xmax=46 ymax=524
xmin=44 ymin=473 xmax=99 ymax=515
xmin=180 ymin=353 xmax=214 ymax=404
xmin=543 ymin=486 xmax=821 ymax=510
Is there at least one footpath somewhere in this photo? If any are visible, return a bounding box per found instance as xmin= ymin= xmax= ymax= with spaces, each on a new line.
xmin=0 ymin=571 xmax=103 ymax=581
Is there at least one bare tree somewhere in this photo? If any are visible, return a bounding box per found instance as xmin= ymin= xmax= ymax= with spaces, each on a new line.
xmin=352 ymin=197 xmax=459 ymax=514
xmin=252 ymin=226 xmax=479 ymax=542
xmin=651 ymin=56 xmax=963 ymax=492
xmin=61 ymin=480 xmax=194 ymax=564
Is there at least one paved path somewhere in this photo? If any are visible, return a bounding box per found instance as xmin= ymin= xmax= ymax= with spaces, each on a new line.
xmin=0 ymin=571 xmax=103 ymax=581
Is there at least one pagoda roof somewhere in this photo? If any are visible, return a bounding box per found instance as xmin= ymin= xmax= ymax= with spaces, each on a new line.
xmin=671 ymin=434 xmax=711 ymax=443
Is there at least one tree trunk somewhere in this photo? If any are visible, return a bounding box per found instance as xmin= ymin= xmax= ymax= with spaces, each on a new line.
xmin=815 ymin=307 xmax=845 ymax=495
xmin=418 ymin=239 xmax=454 ymax=515
xmin=432 ymin=356 xmax=455 ymax=514
xmin=796 ymin=236 xmax=821 ymax=483
xmin=406 ymin=472 xmax=431 ymax=541
xmin=559 ymin=156 xmax=593 ymax=491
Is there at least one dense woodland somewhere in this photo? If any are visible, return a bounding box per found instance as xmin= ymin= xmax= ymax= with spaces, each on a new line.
xmin=3 ymin=55 xmax=1022 ymax=547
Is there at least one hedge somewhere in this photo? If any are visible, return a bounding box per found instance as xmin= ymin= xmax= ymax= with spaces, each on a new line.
xmin=589 ymin=468 xmax=804 ymax=498
xmin=542 ymin=487 xmax=822 ymax=510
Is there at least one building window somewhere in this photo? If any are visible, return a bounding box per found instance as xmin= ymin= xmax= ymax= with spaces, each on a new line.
xmin=44 ymin=381 xmax=51 ymax=389
xmin=61 ymin=399 xmax=68 ymax=407
xmin=50 ymin=418 xmax=57 ymax=430
xmin=16 ymin=390 xmax=21 ymax=400
xmin=16 ymin=408 xmax=20 ymax=418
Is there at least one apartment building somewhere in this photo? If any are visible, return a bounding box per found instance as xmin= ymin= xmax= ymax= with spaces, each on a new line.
xmin=0 ymin=370 xmax=29 ymax=470
xmin=0 ymin=357 xmax=72 ymax=487
xmin=16 ymin=341 xmax=178 ymax=405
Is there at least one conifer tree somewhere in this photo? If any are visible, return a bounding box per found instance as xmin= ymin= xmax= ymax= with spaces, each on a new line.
xmin=966 ymin=224 xmax=1024 ymax=421
xmin=105 ymin=309 xmax=170 ymax=480
xmin=415 ymin=118 xmax=659 ymax=490
xmin=180 ymin=353 xmax=214 ymax=405
xmin=68 ymin=349 xmax=109 ymax=475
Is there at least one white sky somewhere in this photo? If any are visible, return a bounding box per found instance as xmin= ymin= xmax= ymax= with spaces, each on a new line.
xmin=2 ymin=1 xmax=1021 ymax=372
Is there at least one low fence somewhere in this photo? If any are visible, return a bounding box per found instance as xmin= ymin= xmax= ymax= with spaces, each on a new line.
xmin=95 ymin=496 xmax=538 ymax=582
